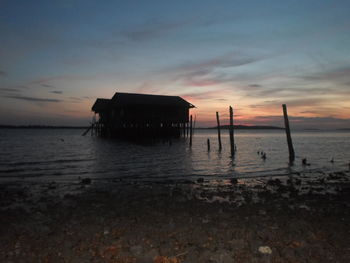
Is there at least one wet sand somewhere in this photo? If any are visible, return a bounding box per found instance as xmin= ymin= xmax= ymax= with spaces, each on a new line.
xmin=1 ymin=171 xmax=350 ymax=263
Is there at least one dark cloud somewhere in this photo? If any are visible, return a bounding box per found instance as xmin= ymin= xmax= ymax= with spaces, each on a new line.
xmin=69 ymin=96 xmax=82 ymax=100
xmin=0 ymin=88 xmax=20 ymax=92
xmin=299 ymin=110 xmax=319 ymax=114
xmin=50 ymin=90 xmax=63 ymax=94
xmin=248 ymin=104 xmax=266 ymax=109
xmin=68 ymin=97 xmax=83 ymax=103
xmin=4 ymin=95 xmax=61 ymax=103
xmin=0 ymin=70 xmax=7 ymax=77
xmin=41 ymin=84 xmax=55 ymax=88
xmin=122 ymin=19 xmax=191 ymax=42
xmin=264 ymin=100 xmax=279 ymax=103
xmin=248 ymin=84 xmax=262 ymax=88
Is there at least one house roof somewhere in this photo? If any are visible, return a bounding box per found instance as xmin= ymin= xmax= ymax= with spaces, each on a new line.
xmin=91 ymin=98 xmax=110 ymax=112
xmin=92 ymin=92 xmax=195 ymax=112
xmin=111 ymin=92 xmax=195 ymax=108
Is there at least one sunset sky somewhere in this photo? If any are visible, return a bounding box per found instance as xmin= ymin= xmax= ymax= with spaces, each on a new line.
xmin=1 ymin=0 xmax=349 ymax=129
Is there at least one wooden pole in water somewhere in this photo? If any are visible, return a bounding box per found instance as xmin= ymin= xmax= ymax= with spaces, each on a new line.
xmin=186 ymin=122 xmax=189 ymax=138
xmin=216 ymin=112 xmax=222 ymax=151
xmin=229 ymin=106 xmax=235 ymax=156
xmin=189 ymin=115 xmax=193 ymax=147
xmin=207 ymin=138 xmax=210 ymax=151
xmin=193 ymin=115 xmax=196 ymax=136
xmin=282 ymin=104 xmax=295 ymax=163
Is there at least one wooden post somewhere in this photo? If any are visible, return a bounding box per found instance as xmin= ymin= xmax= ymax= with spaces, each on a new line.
xmin=216 ymin=112 xmax=222 ymax=151
xmin=282 ymin=104 xmax=295 ymax=163
xmin=207 ymin=138 xmax=210 ymax=151
xmin=186 ymin=122 xmax=189 ymax=138
xmin=189 ymin=115 xmax=193 ymax=147
xmin=193 ymin=115 xmax=196 ymax=136
xmin=229 ymin=106 xmax=235 ymax=156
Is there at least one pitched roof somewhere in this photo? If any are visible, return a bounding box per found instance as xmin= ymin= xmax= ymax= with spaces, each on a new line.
xmin=110 ymin=92 xmax=195 ymax=108
xmin=91 ymin=98 xmax=110 ymax=112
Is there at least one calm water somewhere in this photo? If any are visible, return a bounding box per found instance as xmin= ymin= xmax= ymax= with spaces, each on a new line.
xmin=0 ymin=128 xmax=349 ymax=183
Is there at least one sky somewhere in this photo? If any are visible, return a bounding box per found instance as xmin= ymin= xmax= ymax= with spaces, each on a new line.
xmin=0 ymin=0 xmax=350 ymax=129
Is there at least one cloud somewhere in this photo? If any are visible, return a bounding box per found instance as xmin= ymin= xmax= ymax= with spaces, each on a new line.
xmin=50 ymin=90 xmax=63 ymax=94
xmin=248 ymin=84 xmax=262 ymax=88
xmin=171 ymin=52 xmax=263 ymax=87
xmin=121 ymin=19 xmax=191 ymax=42
xmin=41 ymin=84 xmax=55 ymax=88
xmin=303 ymin=67 xmax=350 ymax=82
xmin=176 ymin=53 xmax=260 ymax=73
xmin=180 ymin=88 xmax=230 ymax=101
xmin=0 ymin=70 xmax=7 ymax=77
xmin=68 ymin=96 xmax=83 ymax=103
xmin=3 ymin=95 xmax=61 ymax=103
xmin=0 ymin=88 xmax=20 ymax=92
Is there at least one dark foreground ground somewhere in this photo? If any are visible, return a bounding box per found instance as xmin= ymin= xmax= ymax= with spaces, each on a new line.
xmin=0 ymin=171 xmax=349 ymax=263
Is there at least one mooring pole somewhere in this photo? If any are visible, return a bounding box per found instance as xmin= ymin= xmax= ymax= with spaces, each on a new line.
xmin=207 ymin=138 xmax=210 ymax=151
xmin=189 ymin=115 xmax=193 ymax=147
xmin=282 ymin=104 xmax=295 ymax=163
xmin=193 ymin=115 xmax=196 ymax=136
xmin=186 ymin=122 xmax=189 ymax=138
xmin=229 ymin=106 xmax=235 ymax=156
xmin=216 ymin=112 xmax=222 ymax=151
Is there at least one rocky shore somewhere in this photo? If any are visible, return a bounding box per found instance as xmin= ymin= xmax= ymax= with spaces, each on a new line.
xmin=1 ymin=171 xmax=349 ymax=263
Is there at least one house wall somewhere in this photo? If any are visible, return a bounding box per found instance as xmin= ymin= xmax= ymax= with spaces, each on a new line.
xmin=95 ymin=105 xmax=189 ymax=138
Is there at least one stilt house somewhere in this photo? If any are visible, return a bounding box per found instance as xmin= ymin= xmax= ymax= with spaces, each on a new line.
xmin=91 ymin=92 xmax=195 ymax=138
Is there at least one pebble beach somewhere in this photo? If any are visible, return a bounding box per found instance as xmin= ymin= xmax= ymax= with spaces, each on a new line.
xmin=1 ymin=170 xmax=349 ymax=263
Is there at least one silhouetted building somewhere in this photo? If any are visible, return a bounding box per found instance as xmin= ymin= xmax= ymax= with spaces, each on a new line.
xmin=91 ymin=92 xmax=195 ymax=138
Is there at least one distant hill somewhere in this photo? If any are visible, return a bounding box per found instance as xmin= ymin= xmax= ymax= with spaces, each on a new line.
xmin=0 ymin=125 xmax=88 ymax=129
xmin=205 ymin=125 xmax=284 ymax=130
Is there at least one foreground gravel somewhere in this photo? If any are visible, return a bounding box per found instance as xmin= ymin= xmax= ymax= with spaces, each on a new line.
xmin=1 ymin=171 xmax=349 ymax=263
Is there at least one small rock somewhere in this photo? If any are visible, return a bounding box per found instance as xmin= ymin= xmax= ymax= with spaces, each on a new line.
xmin=229 ymin=238 xmax=246 ymax=250
xmin=197 ymin=178 xmax=204 ymax=183
xmin=130 ymin=245 xmax=143 ymax=256
xmin=210 ymin=249 xmax=233 ymax=263
xmin=48 ymin=182 xmax=56 ymax=190
xmin=81 ymin=178 xmax=91 ymax=185
xmin=258 ymin=246 xmax=272 ymax=254
xmin=259 ymin=209 xmax=266 ymax=215
xmin=202 ymin=217 xmax=210 ymax=224
xmin=230 ymin=178 xmax=238 ymax=184
xmin=299 ymin=204 xmax=310 ymax=211
xmin=135 ymin=249 xmax=158 ymax=263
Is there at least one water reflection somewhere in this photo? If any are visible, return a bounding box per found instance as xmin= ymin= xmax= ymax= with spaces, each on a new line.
xmin=0 ymin=129 xmax=349 ymax=183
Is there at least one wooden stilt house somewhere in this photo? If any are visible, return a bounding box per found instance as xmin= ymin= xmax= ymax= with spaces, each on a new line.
xmin=91 ymin=92 xmax=195 ymax=138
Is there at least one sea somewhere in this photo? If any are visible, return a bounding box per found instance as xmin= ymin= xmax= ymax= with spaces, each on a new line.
xmin=0 ymin=128 xmax=349 ymax=184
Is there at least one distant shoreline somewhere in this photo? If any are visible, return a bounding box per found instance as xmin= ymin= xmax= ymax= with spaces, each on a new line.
xmin=0 ymin=124 xmax=349 ymax=131
xmin=0 ymin=125 xmax=88 ymax=129
xmin=204 ymin=125 xmax=284 ymax=130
